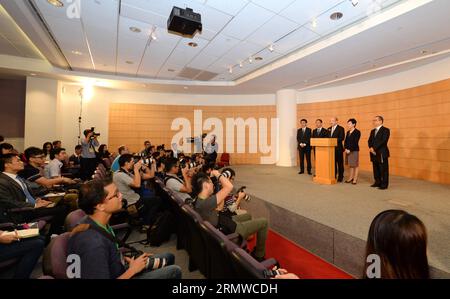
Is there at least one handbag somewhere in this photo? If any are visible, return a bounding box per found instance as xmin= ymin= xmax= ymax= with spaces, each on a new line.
xmin=217 ymin=212 xmax=237 ymax=235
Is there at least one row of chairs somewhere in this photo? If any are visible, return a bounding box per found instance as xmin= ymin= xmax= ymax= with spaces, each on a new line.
xmin=42 ymin=209 xmax=133 ymax=279
xmin=154 ymin=177 xmax=277 ymax=279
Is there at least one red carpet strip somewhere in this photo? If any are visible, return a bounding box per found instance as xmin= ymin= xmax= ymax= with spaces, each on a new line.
xmin=247 ymin=230 xmax=353 ymax=279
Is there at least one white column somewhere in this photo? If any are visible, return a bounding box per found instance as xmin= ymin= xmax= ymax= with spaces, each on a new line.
xmin=276 ymin=89 xmax=298 ymax=167
xmin=24 ymin=77 xmax=59 ymax=148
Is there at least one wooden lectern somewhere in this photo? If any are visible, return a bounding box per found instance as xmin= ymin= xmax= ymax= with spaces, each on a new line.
xmin=311 ymin=138 xmax=337 ymax=185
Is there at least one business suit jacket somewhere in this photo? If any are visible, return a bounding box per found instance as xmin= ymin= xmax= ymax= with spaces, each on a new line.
xmin=368 ymin=126 xmax=390 ymax=163
xmin=297 ymin=127 xmax=312 ymax=150
xmin=328 ymin=125 xmax=345 ymax=152
xmin=0 ymin=173 xmax=34 ymax=223
xmin=312 ymin=128 xmax=329 ymax=138
xmin=344 ymin=129 xmax=361 ymax=152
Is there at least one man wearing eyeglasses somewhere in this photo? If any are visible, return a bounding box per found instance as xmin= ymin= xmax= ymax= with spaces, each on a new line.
xmin=19 ymin=147 xmax=76 ymax=188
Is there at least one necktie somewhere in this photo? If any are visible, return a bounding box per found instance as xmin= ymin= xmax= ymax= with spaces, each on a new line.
xmin=318 ymin=128 xmax=321 ymax=135
xmin=331 ymin=127 xmax=335 ymax=137
xmin=375 ymin=128 xmax=379 ymax=137
xmin=17 ymin=176 xmax=36 ymax=204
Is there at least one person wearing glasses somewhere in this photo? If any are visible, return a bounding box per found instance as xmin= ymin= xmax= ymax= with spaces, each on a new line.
xmin=163 ymin=157 xmax=193 ymax=203
xmin=18 ymin=147 xmax=76 ymax=188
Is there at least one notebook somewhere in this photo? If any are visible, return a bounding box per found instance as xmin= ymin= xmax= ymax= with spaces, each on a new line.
xmin=2 ymin=228 xmax=40 ymax=239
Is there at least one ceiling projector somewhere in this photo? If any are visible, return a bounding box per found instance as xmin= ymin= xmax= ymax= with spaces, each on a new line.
xmin=167 ymin=7 xmax=202 ymax=38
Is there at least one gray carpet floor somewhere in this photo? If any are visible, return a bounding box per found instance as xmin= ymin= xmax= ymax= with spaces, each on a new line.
xmin=232 ymin=165 xmax=450 ymax=273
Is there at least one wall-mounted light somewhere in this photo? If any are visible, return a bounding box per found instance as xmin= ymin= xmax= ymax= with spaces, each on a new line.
xmin=80 ymin=82 xmax=94 ymax=102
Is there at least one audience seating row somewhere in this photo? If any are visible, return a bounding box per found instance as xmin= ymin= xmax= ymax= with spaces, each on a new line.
xmin=154 ymin=177 xmax=277 ymax=279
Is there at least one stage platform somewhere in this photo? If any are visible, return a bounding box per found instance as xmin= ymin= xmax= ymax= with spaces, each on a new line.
xmin=232 ymin=165 xmax=450 ymax=278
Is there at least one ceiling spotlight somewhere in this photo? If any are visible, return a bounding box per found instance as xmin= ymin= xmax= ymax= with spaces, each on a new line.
xmin=151 ymin=31 xmax=157 ymax=40
xmin=71 ymin=50 xmax=83 ymax=55
xmin=229 ymin=67 xmax=233 ymax=74
xmin=249 ymin=57 xmax=253 ymax=64
xmin=330 ymin=12 xmax=343 ymax=21
xmin=239 ymin=61 xmax=243 ymax=68
xmin=350 ymin=0 xmax=359 ymax=7
xmin=255 ymin=57 xmax=263 ymax=61
xmin=188 ymin=42 xmax=198 ymax=47
xmin=47 ymin=0 xmax=64 ymax=7
xmin=129 ymin=27 xmax=141 ymax=33
xmin=30 ymin=73 xmax=37 ymax=76
xmin=184 ymin=86 xmax=189 ymax=90
xmin=311 ymin=18 xmax=318 ymax=28
xmin=268 ymin=44 xmax=274 ymax=52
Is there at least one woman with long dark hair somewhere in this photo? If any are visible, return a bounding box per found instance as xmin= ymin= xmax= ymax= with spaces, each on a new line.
xmin=97 ymin=144 xmax=111 ymax=159
xmin=42 ymin=142 xmax=53 ymax=163
xmin=364 ymin=210 xmax=429 ymax=279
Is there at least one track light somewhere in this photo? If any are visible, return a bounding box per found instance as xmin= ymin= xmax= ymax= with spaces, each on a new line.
xmin=350 ymin=0 xmax=359 ymax=7
xmin=229 ymin=66 xmax=233 ymax=74
xmin=268 ymin=44 xmax=274 ymax=52
xmin=239 ymin=61 xmax=243 ymax=68
xmin=249 ymin=57 xmax=253 ymax=64
xmin=311 ymin=18 xmax=318 ymax=28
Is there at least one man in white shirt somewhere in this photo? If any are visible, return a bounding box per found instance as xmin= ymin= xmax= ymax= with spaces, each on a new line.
xmin=44 ymin=148 xmax=68 ymax=179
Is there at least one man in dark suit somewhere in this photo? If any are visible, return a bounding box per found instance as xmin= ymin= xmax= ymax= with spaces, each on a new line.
xmin=297 ymin=119 xmax=312 ymax=175
xmin=328 ymin=117 xmax=345 ymax=182
xmin=312 ymin=119 xmax=329 ymax=138
xmin=368 ymin=116 xmax=390 ymax=190
xmin=0 ymin=154 xmax=69 ymax=235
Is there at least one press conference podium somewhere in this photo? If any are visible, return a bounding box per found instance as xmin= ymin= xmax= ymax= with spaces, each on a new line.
xmin=311 ymin=138 xmax=337 ymax=185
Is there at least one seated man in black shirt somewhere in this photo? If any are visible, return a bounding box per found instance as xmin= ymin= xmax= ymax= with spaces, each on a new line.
xmin=19 ymin=147 xmax=76 ymax=191
xmin=68 ymin=178 xmax=182 ymax=279
xmin=191 ymin=170 xmax=268 ymax=261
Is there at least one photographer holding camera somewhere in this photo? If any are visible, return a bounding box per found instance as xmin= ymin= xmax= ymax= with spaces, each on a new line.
xmin=191 ymin=170 xmax=268 ymax=262
xmin=113 ymin=154 xmax=161 ymax=227
xmin=80 ymin=128 xmax=100 ymax=180
xmin=164 ymin=157 xmax=193 ymax=203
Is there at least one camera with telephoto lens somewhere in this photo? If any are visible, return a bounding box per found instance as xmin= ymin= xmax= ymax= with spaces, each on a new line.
xmin=221 ymin=170 xmax=232 ymax=179
xmin=236 ymin=186 xmax=251 ymax=202
xmin=89 ymin=127 xmax=100 ymax=139
xmin=126 ymin=250 xmax=167 ymax=270
xmin=263 ymin=269 xmax=282 ymax=278
xmin=180 ymin=158 xmax=197 ymax=169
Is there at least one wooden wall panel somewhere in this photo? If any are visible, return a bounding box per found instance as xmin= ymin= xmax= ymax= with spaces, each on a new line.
xmin=109 ymin=104 xmax=276 ymax=165
xmin=109 ymin=78 xmax=450 ymax=184
xmin=297 ymin=78 xmax=450 ymax=185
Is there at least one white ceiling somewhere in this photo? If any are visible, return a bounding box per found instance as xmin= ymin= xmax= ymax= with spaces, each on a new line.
xmin=0 ymin=0 xmax=449 ymax=94
xmin=0 ymin=4 xmax=43 ymax=60
xmin=27 ymin=0 xmax=404 ymax=81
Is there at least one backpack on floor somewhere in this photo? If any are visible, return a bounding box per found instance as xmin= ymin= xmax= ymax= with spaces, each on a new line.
xmin=146 ymin=210 xmax=175 ymax=246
